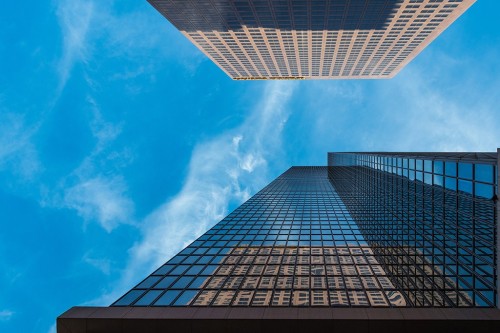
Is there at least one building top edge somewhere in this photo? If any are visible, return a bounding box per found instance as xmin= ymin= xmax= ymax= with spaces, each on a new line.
xmin=60 ymin=306 xmax=500 ymax=321
xmin=328 ymin=152 xmax=498 ymax=163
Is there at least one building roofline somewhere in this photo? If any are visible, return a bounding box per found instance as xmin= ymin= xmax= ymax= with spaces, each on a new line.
xmin=58 ymin=306 xmax=500 ymax=333
xmin=328 ymin=152 xmax=499 ymax=164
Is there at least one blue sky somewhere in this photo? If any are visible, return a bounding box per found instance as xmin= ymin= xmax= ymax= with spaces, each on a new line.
xmin=0 ymin=0 xmax=499 ymax=332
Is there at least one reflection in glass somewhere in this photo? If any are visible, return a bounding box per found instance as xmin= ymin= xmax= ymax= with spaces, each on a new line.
xmin=113 ymin=157 xmax=497 ymax=309
xmin=459 ymin=163 xmax=473 ymax=179
xmin=475 ymin=164 xmax=494 ymax=183
xmin=155 ymin=290 xmax=181 ymax=306
xmin=328 ymin=153 xmax=497 ymax=308
xmin=446 ymin=162 xmax=457 ymax=177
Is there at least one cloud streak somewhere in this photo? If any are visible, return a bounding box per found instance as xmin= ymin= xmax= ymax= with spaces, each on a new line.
xmin=36 ymin=96 xmax=135 ymax=232
xmin=0 ymin=310 xmax=14 ymax=321
xmin=296 ymin=50 xmax=500 ymax=157
xmin=64 ymin=175 xmax=134 ymax=232
xmin=60 ymin=99 xmax=134 ymax=231
xmin=55 ymin=0 xmax=95 ymax=93
xmin=381 ymin=64 xmax=500 ymax=151
xmin=54 ymin=0 xmax=205 ymax=96
xmin=0 ymin=112 xmax=41 ymax=181
xmin=49 ymin=0 xmax=207 ymax=232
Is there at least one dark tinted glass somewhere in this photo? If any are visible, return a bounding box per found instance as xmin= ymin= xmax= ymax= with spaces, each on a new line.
xmin=475 ymin=164 xmax=493 ymax=183
xmin=458 ymin=163 xmax=473 ymax=179
xmin=154 ymin=290 xmax=181 ymax=306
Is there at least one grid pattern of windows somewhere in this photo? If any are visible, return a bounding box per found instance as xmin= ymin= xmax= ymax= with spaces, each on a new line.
xmin=113 ymin=167 xmax=407 ymax=307
xmin=328 ymin=152 xmax=497 ymax=307
xmin=113 ymin=152 xmax=497 ymax=309
xmin=148 ymin=0 xmax=475 ymax=79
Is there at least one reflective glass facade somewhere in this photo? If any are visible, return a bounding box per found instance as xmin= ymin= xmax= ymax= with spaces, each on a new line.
xmin=329 ymin=152 xmax=498 ymax=307
xmin=148 ymin=0 xmax=476 ymax=79
xmin=113 ymin=151 xmax=498 ymax=308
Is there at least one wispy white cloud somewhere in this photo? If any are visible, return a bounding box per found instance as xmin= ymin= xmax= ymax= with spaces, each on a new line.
xmin=369 ymin=67 xmax=500 ymax=152
xmin=51 ymin=0 xmax=189 ymax=231
xmin=299 ymin=49 xmax=500 ymax=156
xmin=64 ymin=175 xmax=134 ymax=232
xmin=60 ymin=102 xmax=134 ymax=231
xmin=39 ymin=96 xmax=135 ymax=232
xmin=92 ymin=81 xmax=297 ymax=304
xmin=0 ymin=310 xmax=14 ymax=321
xmin=0 ymin=0 xmax=97 ymax=185
xmin=55 ymin=0 xmax=95 ymax=93
xmin=47 ymin=323 xmax=56 ymax=333
xmin=54 ymin=0 xmax=205 ymax=96
xmin=0 ymin=112 xmax=41 ymax=181
xmin=83 ymin=252 xmax=112 ymax=275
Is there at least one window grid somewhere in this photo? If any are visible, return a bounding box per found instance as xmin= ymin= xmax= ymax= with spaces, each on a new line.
xmin=113 ymin=157 xmax=496 ymax=308
xmin=149 ymin=0 xmax=474 ymax=79
xmin=328 ymin=152 xmax=497 ymax=307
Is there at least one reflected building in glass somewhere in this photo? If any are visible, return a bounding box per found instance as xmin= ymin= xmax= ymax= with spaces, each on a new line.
xmin=58 ymin=151 xmax=500 ymax=333
xmin=147 ymin=0 xmax=476 ymax=80
xmin=328 ymin=152 xmax=498 ymax=307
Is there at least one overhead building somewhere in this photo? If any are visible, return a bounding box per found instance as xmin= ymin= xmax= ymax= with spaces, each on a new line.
xmin=147 ymin=0 xmax=476 ymax=79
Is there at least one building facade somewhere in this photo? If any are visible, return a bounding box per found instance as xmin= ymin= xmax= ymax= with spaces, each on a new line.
xmin=328 ymin=152 xmax=498 ymax=307
xmin=113 ymin=166 xmax=409 ymax=308
xmin=148 ymin=0 xmax=476 ymax=80
xmin=58 ymin=151 xmax=500 ymax=332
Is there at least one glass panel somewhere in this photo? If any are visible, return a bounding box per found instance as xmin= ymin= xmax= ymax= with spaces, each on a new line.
xmin=445 ymin=162 xmax=457 ymax=177
xmin=172 ymin=290 xmax=198 ymax=306
xmin=136 ymin=276 xmax=161 ymax=289
xmin=475 ymin=183 xmax=493 ymax=199
xmin=197 ymin=256 xmax=214 ymax=264
xmin=434 ymin=161 xmax=443 ymax=175
xmin=134 ymin=290 xmax=163 ymax=306
xmin=153 ymin=265 xmax=174 ymax=275
xmin=188 ymin=276 xmax=209 ymax=289
xmin=416 ymin=171 xmax=423 ymax=182
xmin=179 ymin=247 xmax=195 ymax=255
xmin=458 ymin=180 xmax=472 ymax=194
xmin=434 ymin=175 xmax=443 ymax=187
xmin=424 ymin=173 xmax=432 ymax=185
xmin=201 ymin=265 xmax=218 ymax=275
xmin=156 ymin=276 xmax=177 ymax=289
xmin=154 ymin=290 xmax=181 ymax=306
xmin=185 ymin=265 xmax=204 ymax=275
xmin=182 ymin=255 xmax=199 ymax=264
xmin=170 ymin=265 xmax=189 ymax=275
xmin=475 ymin=164 xmax=493 ymax=183
xmin=114 ymin=290 xmax=144 ymax=306
xmin=409 ymin=159 xmax=415 ymax=170
xmin=445 ymin=177 xmax=457 ymax=190
xmin=172 ymin=276 xmax=194 ymax=289
xmin=424 ymin=160 xmax=432 ymax=172
xmin=416 ymin=160 xmax=423 ymax=171
xmin=458 ymin=163 xmax=473 ymax=180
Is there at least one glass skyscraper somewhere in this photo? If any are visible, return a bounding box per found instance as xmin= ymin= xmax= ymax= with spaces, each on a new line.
xmin=58 ymin=151 xmax=500 ymax=333
xmin=147 ymin=0 xmax=476 ymax=80
xmin=328 ymin=152 xmax=498 ymax=307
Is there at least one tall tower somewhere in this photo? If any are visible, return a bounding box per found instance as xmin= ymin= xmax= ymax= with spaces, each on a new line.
xmin=147 ymin=0 xmax=476 ymax=80
xmin=58 ymin=151 xmax=500 ymax=332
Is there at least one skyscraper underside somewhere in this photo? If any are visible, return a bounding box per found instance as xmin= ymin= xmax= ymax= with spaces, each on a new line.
xmin=148 ymin=0 xmax=476 ymax=80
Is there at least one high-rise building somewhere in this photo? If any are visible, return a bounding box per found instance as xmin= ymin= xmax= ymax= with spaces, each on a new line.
xmin=58 ymin=151 xmax=500 ymax=333
xmin=147 ymin=0 xmax=476 ymax=80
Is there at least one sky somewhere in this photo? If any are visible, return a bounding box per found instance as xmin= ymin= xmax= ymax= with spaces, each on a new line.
xmin=0 ymin=0 xmax=499 ymax=332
